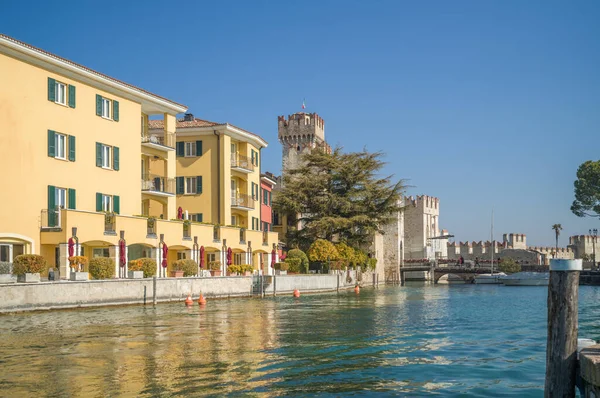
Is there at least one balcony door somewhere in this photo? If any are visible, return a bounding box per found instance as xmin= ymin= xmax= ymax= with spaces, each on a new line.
xmin=231 ymin=179 xmax=237 ymax=205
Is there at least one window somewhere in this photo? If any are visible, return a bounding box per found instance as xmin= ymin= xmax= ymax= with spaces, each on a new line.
xmin=102 ymin=194 xmax=112 ymax=212
xmin=102 ymin=97 xmax=111 ymax=119
xmin=185 ymin=177 xmax=197 ymax=194
xmin=262 ymin=188 xmax=271 ymax=206
xmin=96 ymin=143 xmax=119 ymax=170
xmin=55 ymin=188 xmax=66 ymax=209
xmin=55 ymin=133 xmax=66 ymax=159
xmin=234 ymin=253 xmax=243 ymax=265
xmin=252 ymin=217 xmax=259 ymax=230
xmin=263 ymin=222 xmax=270 ymax=232
xmin=190 ymin=213 xmax=203 ymax=222
xmin=207 ymin=253 xmax=217 ymax=263
xmin=177 ymin=252 xmax=187 ymax=260
xmin=92 ymin=248 xmax=110 ymax=258
xmin=55 ymin=82 xmax=66 ymax=105
xmin=252 ymin=183 xmax=258 ymax=200
xmin=251 ymin=149 xmax=259 ymax=166
xmin=231 ymin=215 xmax=238 ymax=226
xmin=102 ymin=145 xmax=111 ymax=168
xmin=185 ymin=142 xmax=196 ymax=157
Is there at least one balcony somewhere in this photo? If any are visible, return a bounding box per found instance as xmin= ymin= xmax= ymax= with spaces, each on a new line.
xmin=104 ymin=213 xmax=116 ymax=235
xmin=141 ymin=132 xmax=176 ymax=150
xmin=231 ymin=194 xmax=255 ymax=210
xmin=142 ymin=174 xmax=175 ymax=197
xmin=231 ymin=154 xmax=254 ymax=173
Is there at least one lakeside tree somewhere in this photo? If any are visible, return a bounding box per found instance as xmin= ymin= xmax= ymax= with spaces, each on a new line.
xmin=499 ymin=258 xmax=521 ymax=274
xmin=571 ymin=160 xmax=600 ymax=219
xmin=551 ymin=224 xmax=562 ymax=256
xmin=274 ymin=147 xmax=405 ymax=249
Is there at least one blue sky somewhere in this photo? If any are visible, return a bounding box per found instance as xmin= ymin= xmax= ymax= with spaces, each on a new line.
xmin=2 ymin=0 xmax=599 ymax=247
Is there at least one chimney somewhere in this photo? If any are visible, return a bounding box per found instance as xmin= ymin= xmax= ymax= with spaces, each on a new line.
xmin=183 ymin=113 xmax=194 ymax=121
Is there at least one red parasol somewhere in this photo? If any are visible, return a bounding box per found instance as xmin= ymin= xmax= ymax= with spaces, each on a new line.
xmin=162 ymin=244 xmax=168 ymax=268
xmin=227 ymin=247 xmax=232 ymax=266
xmin=68 ymin=237 xmax=74 ymax=257
xmin=177 ymin=207 xmax=183 ymax=220
xmin=199 ymin=246 xmax=205 ymax=268
xmin=119 ymin=240 xmax=126 ymax=267
xmin=271 ymin=250 xmax=276 ymax=268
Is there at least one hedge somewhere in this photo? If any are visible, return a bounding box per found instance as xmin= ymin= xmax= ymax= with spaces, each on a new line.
xmin=172 ymin=259 xmax=197 ymax=277
xmin=89 ymin=257 xmax=115 ymax=280
xmin=12 ymin=254 xmax=46 ymax=275
xmin=286 ymin=249 xmax=309 ymax=273
xmin=129 ymin=258 xmax=157 ymax=278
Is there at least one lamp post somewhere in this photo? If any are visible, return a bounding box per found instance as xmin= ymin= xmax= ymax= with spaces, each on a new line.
xmin=590 ymin=229 xmax=598 ymax=270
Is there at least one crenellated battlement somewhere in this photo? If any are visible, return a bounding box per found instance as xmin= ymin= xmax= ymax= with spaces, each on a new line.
xmin=279 ymin=112 xmax=327 ymax=172
xmin=529 ymin=246 xmax=574 ymax=254
xmin=405 ymin=195 xmax=440 ymax=211
xmin=569 ymin=235 xmax=599 ymax=245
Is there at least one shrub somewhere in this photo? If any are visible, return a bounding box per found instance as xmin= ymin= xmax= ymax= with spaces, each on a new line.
xmin=12 ymin=254 xmax=46 ymax=275
xmin=308 ymin=239 xmax=339 ymax=263
xmin=240 ymin=264 xmax=254 ymax=273
xmin=285 ymin=257 xmax=302 ymax=273
xmin=89 ymin=257 xmax=115 ymax=280
xmin=336 ymin=243 xmax=355 ymax=269
xmin=0 ymin=261 xmax=11 ymax=274
xmin=354 ymin=250 xmax=368 ymax=270
xmin=286 ymin=249 xmax=309 ymax=273
xmin=367 ymin=258 xmax=377 ymax=271
xmin=274 ymin=262 xmax=289 ymax=271
xmin=227 ymin=264 xmax=240 ymax=274
xmin=172 ymin=259 xmax=197 ymax=276
xmin=209 ymin=261 xmax=222 ymax=271
xmin=499 ymin=258 xmax=521 ymax=274
xmin=128 ymin=258 xmax=157 ymax=278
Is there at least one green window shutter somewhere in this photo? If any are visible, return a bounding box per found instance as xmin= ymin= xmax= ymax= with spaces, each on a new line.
xmin=113 ymin=100 xmax=119 ymax=122
xmin=96 ymin=95 xmax=102 ymax=116
xmin=48 ymin=185 xmax=56 ymax=227
xmin=113 ymin=195 xmax=120 ymax=214
xmin=196 ymin=140 xmax=202 ymax=156
xmin=68 ymin=85 xmax=76 ymax=108
xmin=251 ymin=150 xmax=255 ymax=164
xmin=68 ymin=135 xmax=76 ymax=161
xmin=176 ymin=142 xmax=184 ymax=157
xmin=48 ymin=130 xmax=56 ymax=157
xmin=96 ymin=143 xmax=102 ymax=167
xmin=196 ymin=176 xmax=202 ymax=194
xmin=113 ymin=146 xmax=120 ymax=170
xmin=198 ymin=213 xmax=203 ymax=222
xmin=96 ymin=193 xmax=103 ymax=212
xmin=256 ymin=151 xmax=259 ymax=166
xmin=48 ymin=78 xmax=56 ymax=101
xmin=68 ymin=188 xmax=76 ymax=209
xmin=176 ymin=177 xmax=184 ymax=194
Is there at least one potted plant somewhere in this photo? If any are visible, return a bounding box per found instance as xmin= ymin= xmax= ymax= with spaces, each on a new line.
xmin=241 ymin=264 xmax=253 ymax=276
xmin=274 ymin=262 xmax=288 ymax=275
xmin=12 ymin=254 xmax=46 ymax=283
xmin=170 ymin=260 xmax=185 ymax=278
xmin=68 ymin=255 xmax=90 ymax=281
xmin=209 ymin=261 xmax=222 ymax=277
xmin=128 ymin=258 xmax=156 ymax=278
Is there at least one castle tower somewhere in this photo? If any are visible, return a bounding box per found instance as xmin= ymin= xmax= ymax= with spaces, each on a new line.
xmin=278 ymin=113 xmax=326 ymax=172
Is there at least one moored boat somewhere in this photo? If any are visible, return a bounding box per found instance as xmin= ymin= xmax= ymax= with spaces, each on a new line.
xmin=501 ymin=272 xmax=549 ymax=286
xmin=474 ymin=272 xmax=507 ymax=284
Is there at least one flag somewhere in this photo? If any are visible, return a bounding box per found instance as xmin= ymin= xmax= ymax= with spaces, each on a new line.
xmin=302 ymin=99 xmax=306 ymax=109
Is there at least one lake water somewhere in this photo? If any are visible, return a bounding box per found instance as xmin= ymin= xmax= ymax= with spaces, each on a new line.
xmin=1 ymin=284 xmax=600 ymax=397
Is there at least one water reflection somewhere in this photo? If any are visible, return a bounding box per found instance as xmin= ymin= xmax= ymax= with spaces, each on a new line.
xmin=0 ymin=285 xmax=598 ymax=396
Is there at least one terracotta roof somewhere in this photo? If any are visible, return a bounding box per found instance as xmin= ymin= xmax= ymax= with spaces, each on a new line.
xmin=149 ymin=116 xmax=267 ymax=145
xmin=0 ymin=34 xmax=186 ymax=110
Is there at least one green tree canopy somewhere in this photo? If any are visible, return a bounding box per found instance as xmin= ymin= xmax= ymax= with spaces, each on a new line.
xmin=308 ymin=239 xmax=339 ymax=263
xmin=572 ymin=160 xmax=600 ymax=219
xmin=274 ymin=147 xmax=405 ymax=249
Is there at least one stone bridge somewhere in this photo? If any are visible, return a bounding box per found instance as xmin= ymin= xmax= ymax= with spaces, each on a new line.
xmin=400 ymin=265 xmax=500 ymax=284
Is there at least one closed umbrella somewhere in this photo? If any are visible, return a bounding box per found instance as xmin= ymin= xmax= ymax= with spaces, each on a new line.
xmin=68 ymin=237 xmax=74 ymax=258
xmin=119 ymin=240 xmax=126 ymax=267
xmin=200 ymin=246 xmax=205 ymax=268
xmin=177 ymin=207 xmax=183 ymax=220
xmin=227 ymin=247 xmax=232 ymax=266
xmin=162 ymin=244 xmax=168 ymax=268
xmin=271 ymin=250 xmax=276 ymax=268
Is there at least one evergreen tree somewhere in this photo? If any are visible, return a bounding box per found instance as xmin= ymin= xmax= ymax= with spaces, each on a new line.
xmin=274 ymin=147 xmax=405 ymax=249
xmin=571 ymin=160 xmax=600 ymax=219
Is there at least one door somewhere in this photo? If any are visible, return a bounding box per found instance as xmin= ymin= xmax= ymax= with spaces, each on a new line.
xmin=231 ymin=179 xmax=237 ymax=205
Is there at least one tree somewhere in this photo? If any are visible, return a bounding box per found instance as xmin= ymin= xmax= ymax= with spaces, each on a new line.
xmin=552 ymin=224 xmax=562 ymax=256
xmin=499 ymin=258 xmax=521 ymax=274
xmin=571 ymin=160 xmax=600 ymax=219
xmin=308 ymin=239 xmax=339 ymax=263
xmin=274 ymin=147 xmax=405 ymax=249
xmin=286 ymin=249 xmax=309 ymax=273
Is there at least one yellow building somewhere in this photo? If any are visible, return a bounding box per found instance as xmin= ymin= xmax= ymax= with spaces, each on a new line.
xmin=0 ymin=34 xmax=278 ymax=279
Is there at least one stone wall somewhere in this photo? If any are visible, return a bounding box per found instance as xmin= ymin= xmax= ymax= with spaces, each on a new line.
xmin=403 ymin=195 xmax=441 ymax=259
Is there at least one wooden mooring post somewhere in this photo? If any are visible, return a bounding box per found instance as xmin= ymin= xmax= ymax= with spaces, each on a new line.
xmin=545 ymin=259 xmax=582 ymax=398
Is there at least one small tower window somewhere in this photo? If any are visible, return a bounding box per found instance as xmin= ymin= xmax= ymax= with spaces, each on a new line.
xmin=297 ymin=145 xmax=301 ymax=151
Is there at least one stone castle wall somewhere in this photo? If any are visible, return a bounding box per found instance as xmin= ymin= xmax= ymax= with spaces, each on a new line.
xmin=403 ymin=195 xmax=441 ymax=259
xmin=278 ymin=113 xmax=327 ymax=172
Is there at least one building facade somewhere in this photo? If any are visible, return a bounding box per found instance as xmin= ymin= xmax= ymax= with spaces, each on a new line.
xmin=260 ymin=173 xmax=277 ymax=232
xmin=0 ymin=35 xmax=278 ymax=278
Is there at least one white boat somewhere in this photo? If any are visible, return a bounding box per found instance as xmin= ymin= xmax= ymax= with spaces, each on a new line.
xmin=474 ymin=272 xmax=507 ymax=284
xmin=501 ymin=272 xmax=549 ymax=286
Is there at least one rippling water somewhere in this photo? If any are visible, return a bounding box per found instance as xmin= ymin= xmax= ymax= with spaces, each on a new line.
xmin=1 ymin=284 xmax=600 ymax=397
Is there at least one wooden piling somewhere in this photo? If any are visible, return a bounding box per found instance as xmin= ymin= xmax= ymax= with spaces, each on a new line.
xmin=545 ymin=259 xmax=582 ymax=398
xmin=152 ymin=276 xmax=157 ymax=306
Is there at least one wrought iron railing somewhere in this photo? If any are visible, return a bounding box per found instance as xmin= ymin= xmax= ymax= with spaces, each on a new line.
xmin=230 ymin=154 xmax=254 ymax=171
xmin=213 ymin=225 xmax=220 ymax=241
xmin=147 ymin=218 xmax=157 ymax=236
xmin=231 ymin=194 xmax=255 ymax=209
xmin=183 ymin=221 xmax=191 ymax=239
xmin=240 ymin=228 xmax=246 ymax=244
xmin=41 ymin=208 xmax=61 ymax=229
xmin=141 ymin=174 xmax=176 ymax=194
xmin=141 ymin=132 xmax=176 ymax=149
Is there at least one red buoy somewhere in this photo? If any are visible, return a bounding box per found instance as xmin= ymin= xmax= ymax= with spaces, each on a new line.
xmin=198 ymin=294 xmax=206 ymax=305
xmin=293 ymin=289 xmax=300 ymax=298
xmin=354 ymin=285 xmax=360 ymax=294
xmin=185 ymin=295 xmax=193 ymax=306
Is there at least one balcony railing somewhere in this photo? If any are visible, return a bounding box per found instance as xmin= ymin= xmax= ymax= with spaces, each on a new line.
xmin=142 ymin=174 xmax=176 ymax=195
xmin=41 ymin=208 xmax=62 ymax=229
xmin=213 ymin=225 xmax=220 ymax=242
xmin=231 ymin=154 xmax=254 ymax=172
xmin=147 ymin=218 xmax=157 ymax=236
xmin=183 ymin=221 xmax=191 ymax=239
xmin=141 ymin=132 xmax=176 ymax=149
xmin=104 ymin=213 xmax=116 ymax=235
xmin=231 ymin=194 xmax=255 ymax=209
xmin=240 ymin=228 xmax=246 ymax=244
